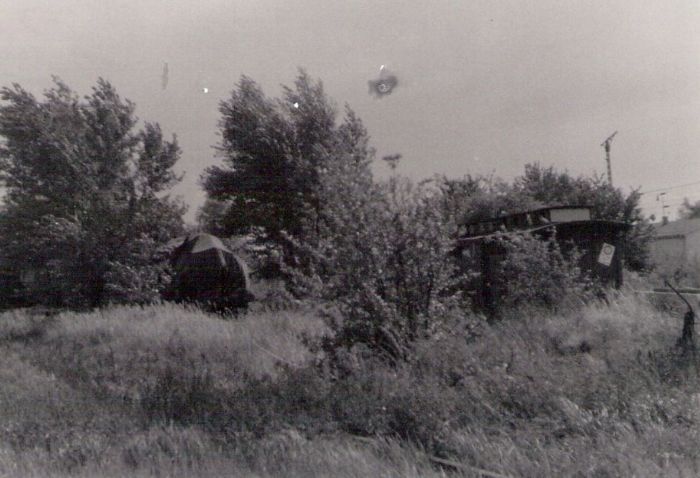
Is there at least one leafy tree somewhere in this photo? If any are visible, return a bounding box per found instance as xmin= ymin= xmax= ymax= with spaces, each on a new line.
xmin=437 ymin=174 xmax=540 ymax=225
xmin=196 ymin=197 xmax=232 ymax=237
xmin=515 ymin=163 xmax=630 ymax=220
xmin=0 ymin=78 xmax=185 ymax=307
xmin=201 ymin=69 xmax=373 ymax=252
xmin=679 ymin=198 xmax=700 ymax=219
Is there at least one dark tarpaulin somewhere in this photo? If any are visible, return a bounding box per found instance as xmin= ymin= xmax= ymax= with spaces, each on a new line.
xmin=167 ymin=233 xmax=251 ymax=308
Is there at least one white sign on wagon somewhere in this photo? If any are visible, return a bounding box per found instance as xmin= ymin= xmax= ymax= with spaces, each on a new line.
xmin=597 ymin=243 xmax=615 ymax=267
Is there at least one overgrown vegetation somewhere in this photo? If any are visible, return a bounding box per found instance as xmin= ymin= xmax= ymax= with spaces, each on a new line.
xmin=287 ymin=173 xmax=464 ymax=359
xmin=196 ymin=70 xmax=654 ymax=360
xmin=438 ymin=164 xmax=653 ymax=271
xmin=0 ymin=71 xmax=674 ymax=477
xmin=2 ymin=296 xmax=700 ymax=477
xmin=492 ymin=232 xmax=602 ymax=309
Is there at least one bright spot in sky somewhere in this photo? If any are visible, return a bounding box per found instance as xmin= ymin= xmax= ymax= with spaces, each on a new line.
xmin=293 ymin=102 xmax=299 ymax=108
xmin=202 ymin=87 xmax=209 ymax=94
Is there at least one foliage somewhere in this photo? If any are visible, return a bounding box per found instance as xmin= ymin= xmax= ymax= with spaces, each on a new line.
xmin=491 ymin=232 xmax=601 ymax=310
xmin=103 ymin=235 xmax=175 ymax=305
xmin=3 ymin=296 xmax=700 ymax=476
xmin=288 ymin=165 xmax=464 ymax=359
xmin=514 ymin=163 xmax=653 ymax=270
xmin=678 ymin=197 xmax=700 ymax=219
xmin=196 ymin=197 xmax=232 ymax=237
xmin=0 ymin=78 xmax=185 ymax=307
xmin=437 ymin=174 xmax=541 ymax=225
xmin=201 ymin=70 xmax=373 ymax=255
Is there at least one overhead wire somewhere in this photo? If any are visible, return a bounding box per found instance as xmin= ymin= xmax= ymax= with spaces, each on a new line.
xmin=639 ymin=190 xmax=700 ymax=202
xmin=638 ymin=191 xmax=700 ymax=206
xmin=639 ymin=180 xmax=700 ymax=195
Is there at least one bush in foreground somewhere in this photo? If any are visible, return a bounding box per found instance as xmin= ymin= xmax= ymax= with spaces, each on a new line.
xmin=493 ymin=232 xmax=602 ymax=310
xmin=290 ymin=173 xmax=464 ymax=362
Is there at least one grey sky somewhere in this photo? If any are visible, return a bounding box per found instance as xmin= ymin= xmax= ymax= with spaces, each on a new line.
xmin=1 ymin=0 xmax=699 ymax=221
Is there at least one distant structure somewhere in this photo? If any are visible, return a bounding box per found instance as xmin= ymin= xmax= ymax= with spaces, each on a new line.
xmin=656 ymin=192 xmax=671 ymax=223
xmin=601 ymin=131 xmax=617 ymax=186
xmin=455 ymin=206 xmax=629 ymax=313
xmin=651 ymin=217 xmax=700 ymax=278
xmin=161 ymin=62 xmax=169 ymax=90
xmin=382 ymin=153 xmax=402 ymax=170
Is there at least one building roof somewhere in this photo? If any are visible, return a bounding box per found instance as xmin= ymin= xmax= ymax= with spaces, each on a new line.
xmin=653 ymin=218 xmax=700 ymax=239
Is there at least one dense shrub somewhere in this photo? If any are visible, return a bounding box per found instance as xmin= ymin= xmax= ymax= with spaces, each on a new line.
xmin=492 ymin=232 xmax=602 ymax=310
xmin=289 ymin=171 xmax=464 ymax=360
xmin=102 ymin=236 xmax=175 ymax=305
xmin=437 ymin=174 xmax=540 ymax=225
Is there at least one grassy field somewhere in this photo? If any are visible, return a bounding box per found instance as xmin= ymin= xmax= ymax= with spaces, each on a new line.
xmin=1 ymin=294 xmax=700 ymax=477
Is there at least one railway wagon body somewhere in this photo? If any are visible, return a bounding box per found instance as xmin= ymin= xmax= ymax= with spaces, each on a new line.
xmin=455 ymin=206 xmax=630 ymax=313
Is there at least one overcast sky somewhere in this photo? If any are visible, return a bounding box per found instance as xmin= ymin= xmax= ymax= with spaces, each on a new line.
xmin=1 ymin=0 xmax=699 ymax=221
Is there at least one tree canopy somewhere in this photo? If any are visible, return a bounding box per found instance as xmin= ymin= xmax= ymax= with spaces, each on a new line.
xmin=679 ymin=198 xmax=700 ymax=220
xmin=0 ymin=78 xmax=185 ymax=307
xmin=201 ymin=69 xmax=374 ymax=246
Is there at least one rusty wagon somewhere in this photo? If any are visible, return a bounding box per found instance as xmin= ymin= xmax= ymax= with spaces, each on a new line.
xmin=454 ymin=206 xmax=630 ymax=313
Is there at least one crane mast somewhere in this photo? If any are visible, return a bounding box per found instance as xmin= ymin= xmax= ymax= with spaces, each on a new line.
xmin=601 ymin=131 xmax=617 ymax=186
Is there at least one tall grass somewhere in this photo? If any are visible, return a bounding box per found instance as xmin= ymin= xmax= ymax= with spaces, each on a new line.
xmin=6 ymin=302 xmax=324 ymax=399
xmin=2 ymin=294 xmax=700 ymax=476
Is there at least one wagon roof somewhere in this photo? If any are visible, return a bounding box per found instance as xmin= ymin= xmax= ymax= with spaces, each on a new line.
xmin=462 ymin=204 xmax=593 ymax=226
xmin=457 ymin=219 xmax=630 ymax=244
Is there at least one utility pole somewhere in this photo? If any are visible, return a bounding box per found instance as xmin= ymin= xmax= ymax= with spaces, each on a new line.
xmin=657 ymin=192 xmax=669 ymax=224
xmin=601 ymin=131 xmax=617 ymax=186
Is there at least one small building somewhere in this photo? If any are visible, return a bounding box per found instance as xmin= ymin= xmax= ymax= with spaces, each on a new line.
xmin=651 ymin=217 xmax=700 ymax=279
xmin=455 ymin=206 xmax=630 ymax=313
